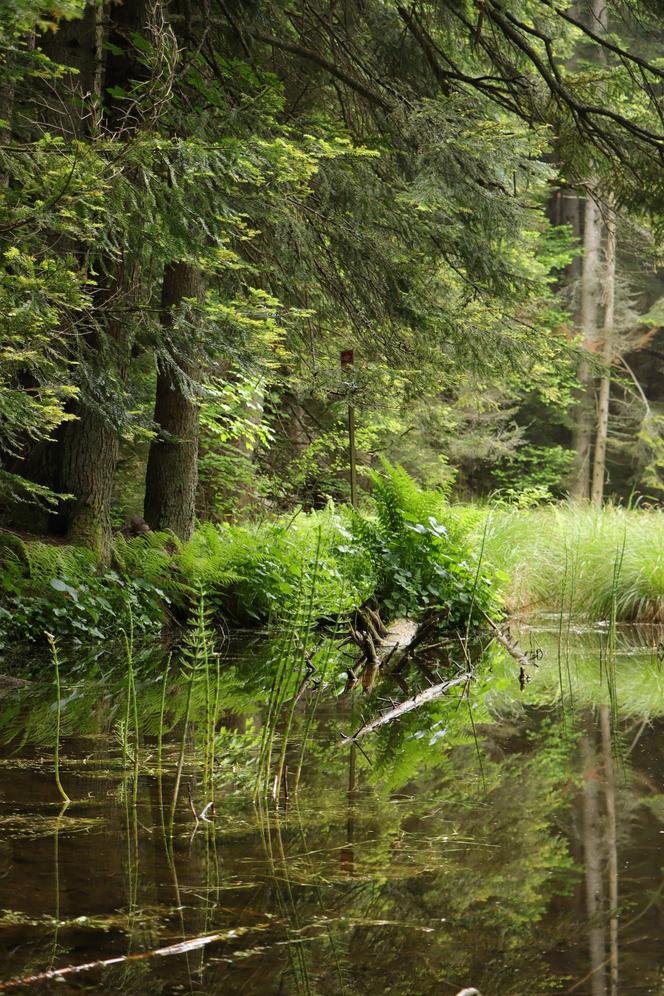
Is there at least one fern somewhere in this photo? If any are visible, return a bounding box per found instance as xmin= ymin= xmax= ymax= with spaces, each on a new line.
xmin=113 ymin=531 xmax=178 ymax=587
xmin=24 ymin=543 xmax=96 ymax=585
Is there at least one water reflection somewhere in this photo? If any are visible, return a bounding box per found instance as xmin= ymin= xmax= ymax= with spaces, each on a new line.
xmin=0 ymin=631 xmax=664 ymax=992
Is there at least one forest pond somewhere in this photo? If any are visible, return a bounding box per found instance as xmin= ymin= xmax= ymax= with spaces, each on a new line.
xmin=1 ymin=627 xmax=664 ymax=995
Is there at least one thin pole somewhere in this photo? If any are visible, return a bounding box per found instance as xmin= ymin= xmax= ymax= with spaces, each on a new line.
xmin=341 ymin=349 xmax=358 ymax=507
xmin=348 ymin=402 xmax=357 ymax=508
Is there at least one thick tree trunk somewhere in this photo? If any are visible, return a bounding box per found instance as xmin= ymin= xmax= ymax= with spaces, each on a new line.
xmin=591 ymin=205 xmax=616 ymax=506
xmin=34 ymin=4 xmax=117 ymax=558
xmin=144 ymin=262 xmax=204 ymax=540
xmin=571 ymin=189 xmax=603 ymax=500
xmin=34 ymin=2 xmax=148 ymax=561
xmin=56 ymin=409 xmax=120 ymax=562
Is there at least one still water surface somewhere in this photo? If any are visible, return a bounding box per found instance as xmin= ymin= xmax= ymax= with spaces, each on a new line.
xmin=0 ymin=627 xmax=664 ymax=994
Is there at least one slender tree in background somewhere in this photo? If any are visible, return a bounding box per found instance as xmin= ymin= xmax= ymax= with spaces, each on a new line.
xmin=570 ymin=0 xmax=612 ymax=501
xmin=591 ymin=203 xmax=617 ymax=505
xmin=571 ymin=188 xmax=604 ymax=500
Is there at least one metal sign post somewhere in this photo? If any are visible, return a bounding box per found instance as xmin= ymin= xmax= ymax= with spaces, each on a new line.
xmin=340 ymin=349 xmax=357 ymax=507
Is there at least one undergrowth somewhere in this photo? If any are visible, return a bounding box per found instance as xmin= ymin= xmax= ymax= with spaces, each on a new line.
xmin=0 ymin=464 xmax=499 ymax=655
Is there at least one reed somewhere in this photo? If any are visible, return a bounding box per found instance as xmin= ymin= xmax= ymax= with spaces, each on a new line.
xmin=121 ymin=607 xmax=140 ymax=804
xmin=157 ymin=653 xmax=171 ymax=775
xmin=476 ymin=503 xmax=664 ymax=622
xmin=45 ymin=632 xmax=70 ymax=806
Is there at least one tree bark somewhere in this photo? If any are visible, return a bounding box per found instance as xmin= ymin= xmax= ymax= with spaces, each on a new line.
xmin=34 ymin=3 xmax=117 ymax=560
xmin=591 ymin=204 xmax=616 ymax=506
xmin=144 ymin=262 xmax=204 ymax=540
xmin=56 ymin=410 xmax=120 ymax=562
xmin=571 ymin=189 xmax=603 ymax=500
xmin=571 ymin=0 xmax=610 ymax=502
xmin=29 ymin=2 xmax=149 ymax=561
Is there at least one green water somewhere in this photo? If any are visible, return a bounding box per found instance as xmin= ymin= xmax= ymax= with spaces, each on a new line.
xmin=0 ymin=628 xmax=663 ymax=994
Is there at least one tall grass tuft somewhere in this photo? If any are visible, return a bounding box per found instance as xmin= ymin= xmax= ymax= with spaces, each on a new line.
xmin=121 ymin=608 xmax=140 ymax=804
xmin=477 ymin=503 xmax=664 ymax=622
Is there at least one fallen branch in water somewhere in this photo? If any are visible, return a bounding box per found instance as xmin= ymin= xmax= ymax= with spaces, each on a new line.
xmin=337 ymin=672 xmax=472 ymax=745
xmin=0 ymin=926 xmax=265 ymax=988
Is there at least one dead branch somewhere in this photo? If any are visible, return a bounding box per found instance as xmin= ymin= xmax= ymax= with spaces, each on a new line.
xmin=480 ymin=610 xmax=531 ymax=669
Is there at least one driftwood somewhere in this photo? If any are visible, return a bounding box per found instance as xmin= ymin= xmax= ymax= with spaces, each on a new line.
xmin=338 ymin=672 xmax=472 ymax=745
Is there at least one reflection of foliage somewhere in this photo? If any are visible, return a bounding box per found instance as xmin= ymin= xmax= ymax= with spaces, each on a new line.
xmin=256 ymin=689 xmax=579 ymax=996
xmin=502 ymin=625 xmax=664 ymax=721
xmin=0 ymin=628 xmax=660 ymax=994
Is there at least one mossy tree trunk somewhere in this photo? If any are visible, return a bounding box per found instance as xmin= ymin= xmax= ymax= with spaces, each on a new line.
xmin=144 ymin=262 xmax=204 ymax=540
xmin=56 ymin=410 xmax=120 ymax=562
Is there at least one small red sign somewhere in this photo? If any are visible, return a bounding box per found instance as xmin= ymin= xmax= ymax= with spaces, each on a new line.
xmin=340 ymin=349 xmax=354 ymax=367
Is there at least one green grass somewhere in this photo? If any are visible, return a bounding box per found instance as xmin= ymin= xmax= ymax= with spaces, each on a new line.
xmin=472 ymin=503 xmax=664 ymax=623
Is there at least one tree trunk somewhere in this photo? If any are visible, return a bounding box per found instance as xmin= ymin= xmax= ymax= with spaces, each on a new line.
xmin=571 ymin=0 xmax=610 ymax=502
xmin=571 ymin=189 xmax=603 ymax=500
xmin=56 ymin=410 xmax=120 ymax=562
xmin=144 ymin=262 xmax=204 ymax=540
xmin=35 ymin=2 xmax=149 ymax=561
xmin=580 ymin=717 xmax=607 ymax=996
xmin=591 ymin=205 xmax=616 ymax=506
xmin=35 ymin=4 xmax=117 ymax=559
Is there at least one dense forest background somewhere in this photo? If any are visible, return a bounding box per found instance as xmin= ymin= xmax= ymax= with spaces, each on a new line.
xmin=4 ymin=0 xmax=664 ymax=563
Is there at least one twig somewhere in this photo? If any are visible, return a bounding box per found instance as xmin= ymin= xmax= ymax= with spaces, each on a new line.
xmin=187 ymin=784 xmax=199 ymax=826
xmin=292 ymin=659 xmax=317 ymax=707
xmin=199 ymin=801 xmax=215 ymax=823
xmin=479 ymin=610 xmax=531 ymax=668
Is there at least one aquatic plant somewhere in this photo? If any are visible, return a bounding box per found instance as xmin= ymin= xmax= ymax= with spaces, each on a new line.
xmin=45 ymin=632 xmax=70 ymax=806
xmin=120 ymin=608 xmax=140 ymax=804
